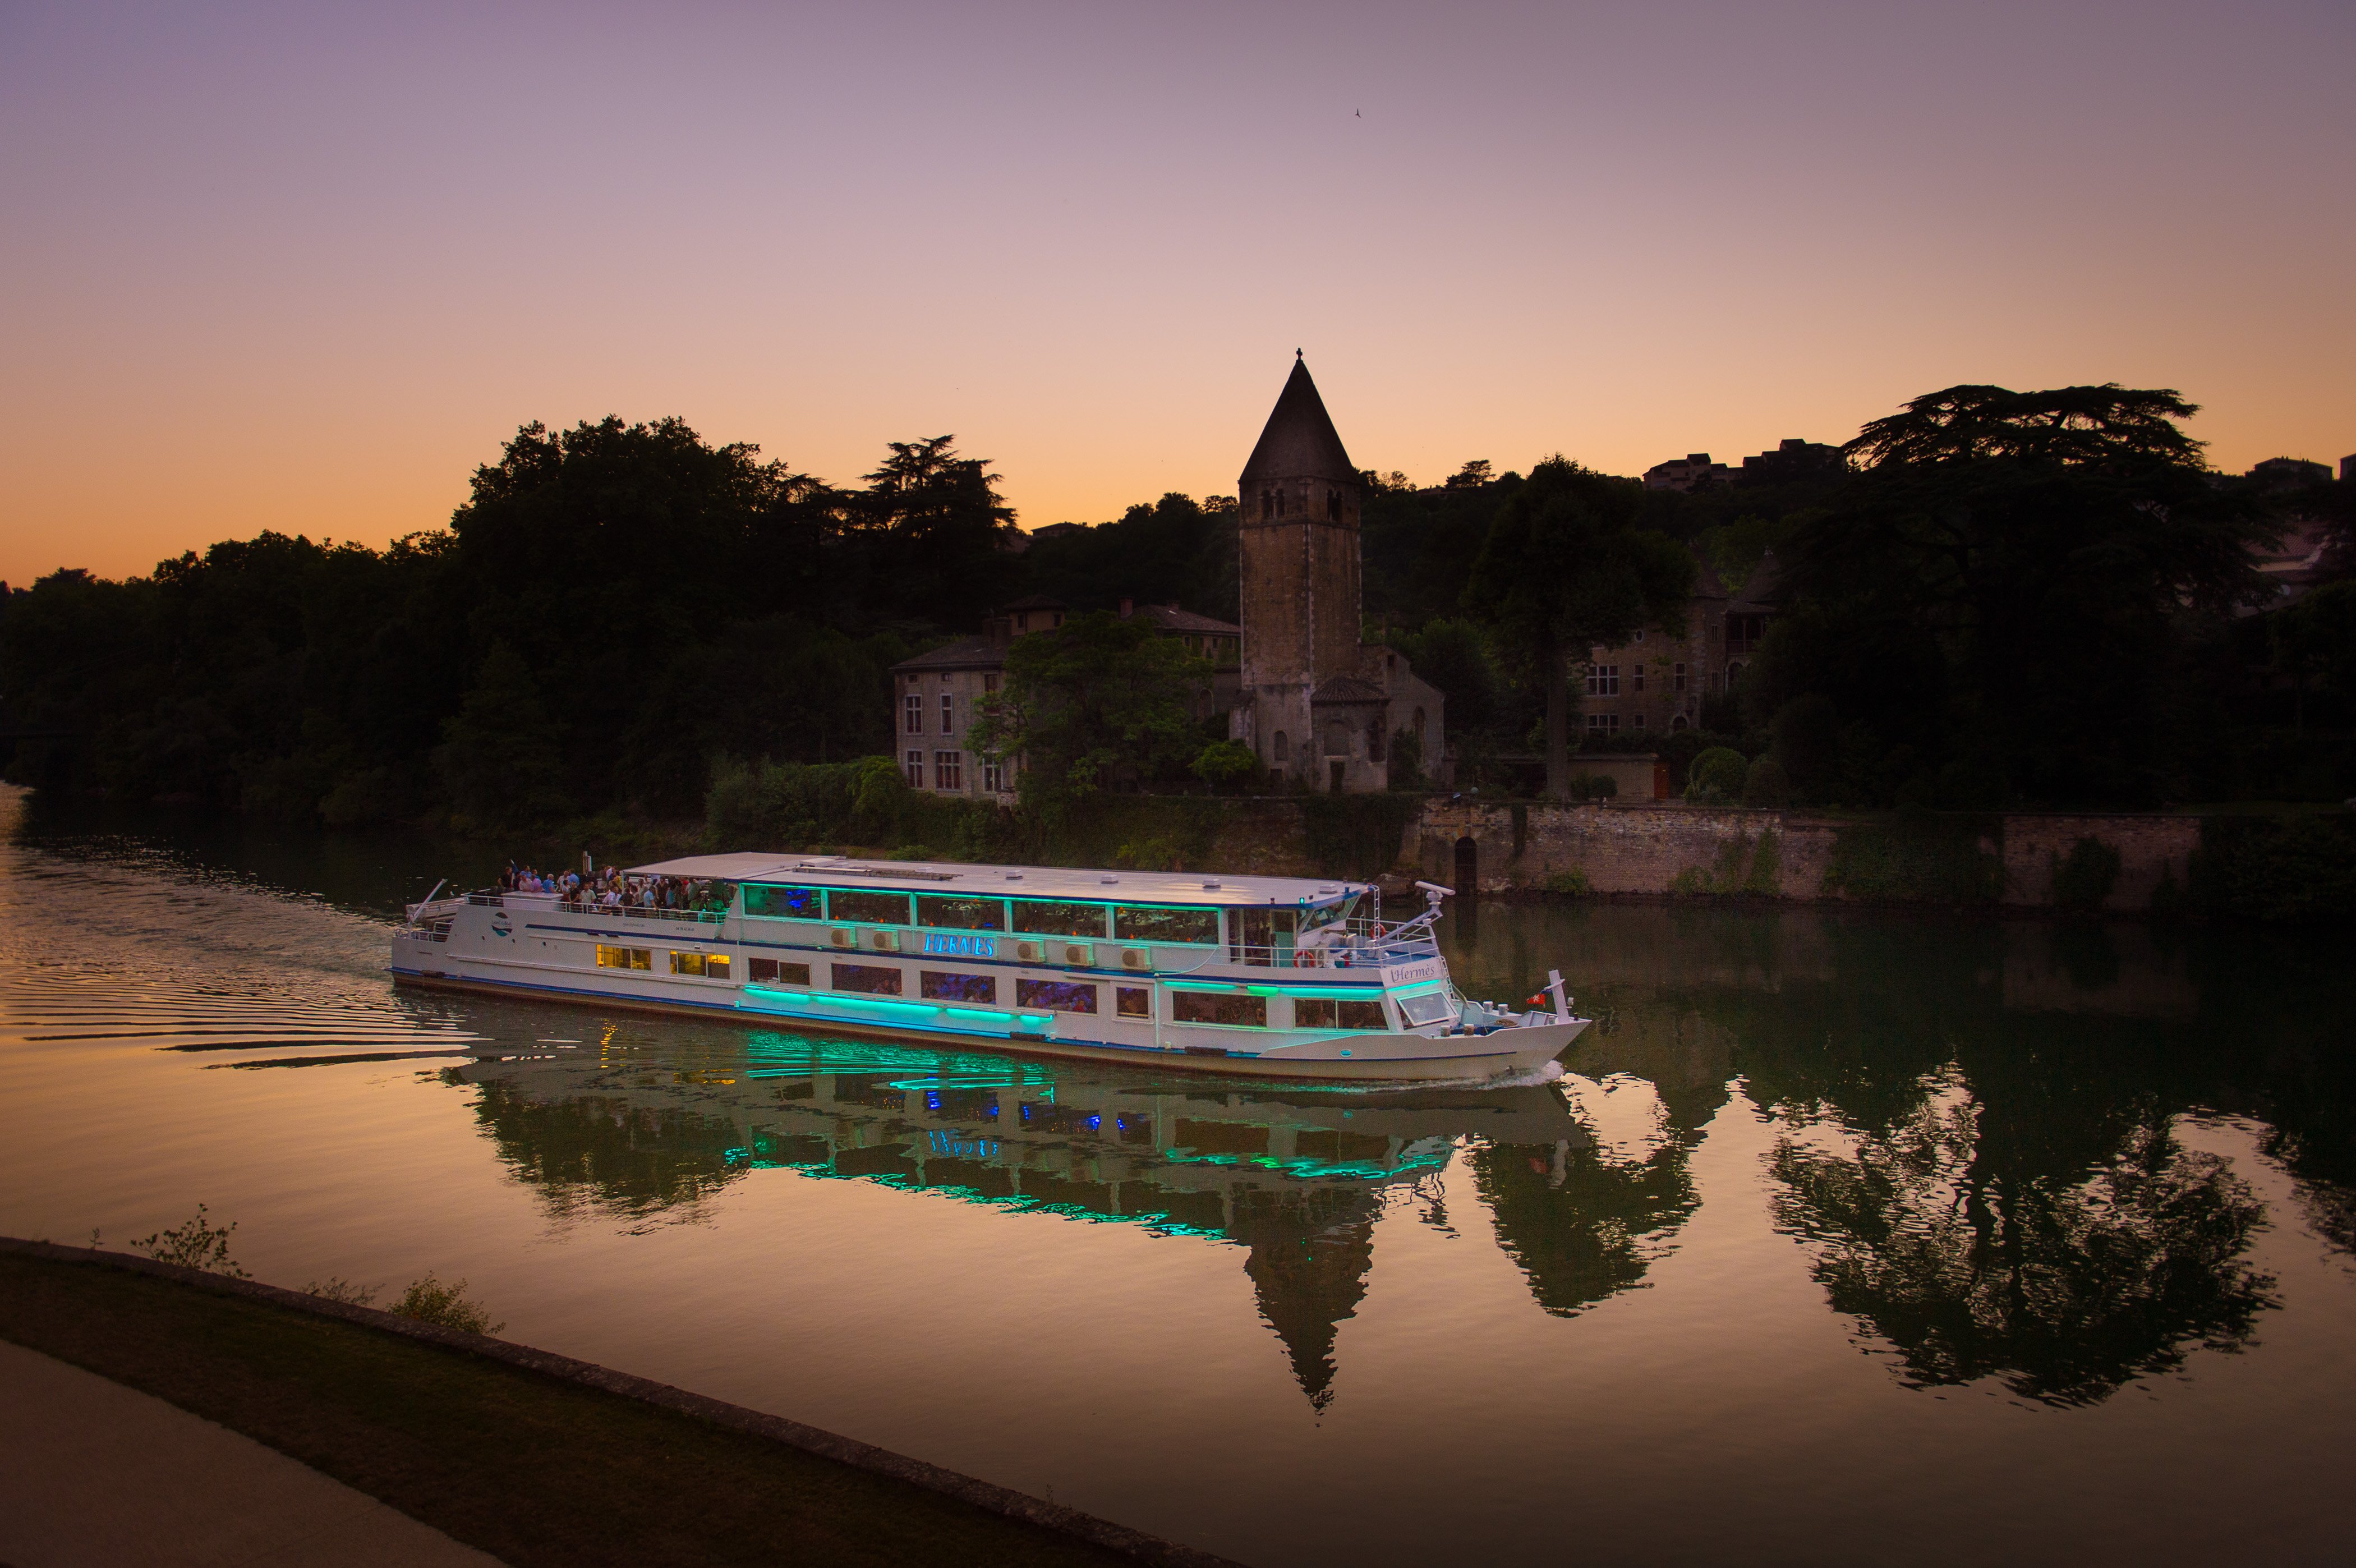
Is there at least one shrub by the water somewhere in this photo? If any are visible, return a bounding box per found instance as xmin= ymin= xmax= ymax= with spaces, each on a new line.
xmin=393 ymin=1273 xmax=504 ymax=1336
xmin=2052 ymin=835 xmax=2123 ymax=911
xmin=1742 ymin=757 xmax=1791 ymax=808
xmin=132 ymin=1204 xmax=249 ymax=1279
xmin=1687 ymin=747 xmax=1747 ymax=802
xmin=2189 ymin=815 xmax=2356 ymax=922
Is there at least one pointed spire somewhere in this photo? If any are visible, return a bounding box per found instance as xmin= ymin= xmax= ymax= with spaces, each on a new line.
xmin=1240 ymin=355 xmax=1356 ymax=487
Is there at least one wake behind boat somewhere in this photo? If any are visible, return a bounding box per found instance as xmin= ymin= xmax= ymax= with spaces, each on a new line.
xmin=392 ymin=854 xmax=1588 ymax=1081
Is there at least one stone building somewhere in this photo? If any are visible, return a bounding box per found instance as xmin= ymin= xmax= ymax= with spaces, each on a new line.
xmin=890 ymin=595 xmax=1241 ymax=801
xmin=1574 ymin=548 xmax=1789 ymax=737
xmin=1228 ymin=355 xmax=1446 ymax=791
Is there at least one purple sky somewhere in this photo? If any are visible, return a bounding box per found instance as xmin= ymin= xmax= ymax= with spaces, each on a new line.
xmin=3 ymin=0 xmax=2351 ymax=582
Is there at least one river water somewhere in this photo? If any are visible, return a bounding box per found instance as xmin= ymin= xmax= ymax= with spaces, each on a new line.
xmin=3 ymin=792 xmax=2350 ymax=1565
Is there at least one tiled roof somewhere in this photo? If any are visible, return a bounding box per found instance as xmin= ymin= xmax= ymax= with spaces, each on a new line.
xmin=1129 ymin=603 xmax=1241 ymax=634
xmin=1310 ymin=675 xmax=1386 ymax=703
xmin=890 ymin=636 xmax=1004 ymax=673
xmin=1728 ymin=546 xmax=1788 ymax=612
xmin=1240 ymin=355 xmax=1356 ymax=486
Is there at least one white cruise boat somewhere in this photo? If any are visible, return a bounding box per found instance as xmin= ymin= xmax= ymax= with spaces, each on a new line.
xmin=392 ymin=854 xmax=1587 ymax=1081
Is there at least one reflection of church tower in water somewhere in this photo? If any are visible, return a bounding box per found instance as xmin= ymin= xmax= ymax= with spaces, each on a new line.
xmin=1226 ymin=1185 xmax=1382 ymax=1411
xmin=1232 ymin=353 xmax=1446 ymax=790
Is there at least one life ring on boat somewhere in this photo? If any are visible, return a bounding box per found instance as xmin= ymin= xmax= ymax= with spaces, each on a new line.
xmin=1297 ymin=950 xmax=1320 ymax=968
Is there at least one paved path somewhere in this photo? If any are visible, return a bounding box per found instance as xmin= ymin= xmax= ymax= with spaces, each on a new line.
xmin=0 ymin=1340 xmax=501 ymax=1567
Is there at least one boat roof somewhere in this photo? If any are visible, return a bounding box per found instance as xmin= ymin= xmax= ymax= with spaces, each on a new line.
xmin=624 ymin=853 xmax=1371 ymax=908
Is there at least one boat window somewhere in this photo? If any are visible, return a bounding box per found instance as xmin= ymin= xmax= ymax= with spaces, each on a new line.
xmin=1231 ymin=908 xmax=1296 ymax=965
xmin=1338 ymin=999 xmax=1387 ymax=1029
xmin=831 ymin=963 xmax=904 ymax=995
xmin=748 ymin=958 xmax=811 ymax=986
xmin=1010 ymin=900 xmax=1109 ymax=938
xmin=830 ymin=891 xmax=913 ymax=926
xmin=1396 ymin=991 xmax=1452 ymax=1026
xmin=1113 ymin=905 xmax=1220 ymax=945
xmin=918 ymin=895 xmax=1006 ymax=932
xmin=1116 ymin=986 xmax=1151 ymax=1018
xmin=1016 ymin=978 xmax=1097 ymax=1014
xmin=670 ymin=951 xmax=715 ymax=977
xmin=743 ymin=885 xmax=825 ymax=919
xmin=921 ymin=971 xmax=997 ymax=1003
xmin=595 ymin=945 xmax=652 ymax=971
xmin=1174 ymin=992 xmax=1267 ymax=1027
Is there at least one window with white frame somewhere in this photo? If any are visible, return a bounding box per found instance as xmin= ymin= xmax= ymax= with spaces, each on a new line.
xmin=1632 ymin=665 xmax=1645 ymax=693
xmin=1585 ymin=665 xmax=1620 ymax=697
xmin=1586 ymin=712 xmax=1619 ymax=732
xmin=940 ymin=692 xmax=955 ymax=733
xmin=981 ymin=759 xmax=1004 ymax=794
xmin=934 ymin=751 xmax=963 ymax=790
xmin=904 ymin=693 xmax=923 ymax=734
xmin=903 ymin=749 xmax=923 ymax=785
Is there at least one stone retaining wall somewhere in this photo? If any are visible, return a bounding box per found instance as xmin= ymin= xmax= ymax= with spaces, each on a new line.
xmin=1414 ymin=799 xmax=2202 ymax=911
xmin=1999 ymin=813 xmax=2199 ymax=912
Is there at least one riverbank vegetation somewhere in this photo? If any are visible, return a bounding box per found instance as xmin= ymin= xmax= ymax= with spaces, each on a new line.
xmin=3 ymin=384 xmax=2349 ymax=837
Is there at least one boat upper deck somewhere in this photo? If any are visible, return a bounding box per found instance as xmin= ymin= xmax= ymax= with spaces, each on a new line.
xmin=624 ymin=853 xmax=1374 ymax=911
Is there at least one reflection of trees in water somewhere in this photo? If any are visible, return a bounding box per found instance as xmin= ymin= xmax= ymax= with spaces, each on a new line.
xmin=471 ymin=1082 xmax=749 ymax=1224
xmin=1769 ymin=1077 xmax=2279 ymax=1406
xmin=1470 ymin=1069 xmax=1706 ymax=1318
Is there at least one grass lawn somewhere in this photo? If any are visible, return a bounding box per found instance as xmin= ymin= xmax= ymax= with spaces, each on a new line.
xmin=0 ymin=1250 xmax=1145 ymax=1568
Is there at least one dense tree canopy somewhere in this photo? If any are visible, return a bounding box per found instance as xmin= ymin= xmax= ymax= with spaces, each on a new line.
xmin=1465 ymin=458 xmax=1696 ymax=797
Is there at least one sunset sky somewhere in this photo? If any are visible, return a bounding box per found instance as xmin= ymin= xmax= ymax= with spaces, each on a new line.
xmin=4 ymin=0 xmax=2352 ymax=586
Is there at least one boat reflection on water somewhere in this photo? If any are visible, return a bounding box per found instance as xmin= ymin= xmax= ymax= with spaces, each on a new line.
xmin=453 ymin=1029 xmax=1595 ymax=1406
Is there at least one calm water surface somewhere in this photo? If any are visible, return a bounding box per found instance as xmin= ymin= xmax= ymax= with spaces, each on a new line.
xmin=3 ymin=796 xmax=2352 ymax=1565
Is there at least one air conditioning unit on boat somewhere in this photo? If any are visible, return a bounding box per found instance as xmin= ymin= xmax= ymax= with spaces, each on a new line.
xmin=1014 ymin=939 xmax=1045 ymax=962
xmin=1061 ymin=942 xmax=1089 ymax=966
xmin=829 ymin=928 xmax=855 ymax=949
xmin=1120 ymin=948 xmax=1150 ymax=970
xmin=869 ymin=930 xmax=900 ymax=953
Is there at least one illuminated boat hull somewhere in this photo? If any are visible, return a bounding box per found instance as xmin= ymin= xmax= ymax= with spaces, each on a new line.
xmin=390 ymin=856 xmax=1589 ymax=1083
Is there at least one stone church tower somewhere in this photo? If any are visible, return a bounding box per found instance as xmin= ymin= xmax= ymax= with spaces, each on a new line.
xmin=1232 ymin=354 xmax=1446 ymax=790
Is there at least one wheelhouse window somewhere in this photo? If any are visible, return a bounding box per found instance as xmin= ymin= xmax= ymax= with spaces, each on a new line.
xmin=1011 ymin=900 xmax=1108 ymax=938
xmin=921 ymin=970 xmax=997 ymax=1003
xmin=918 ymin=895 xmax=1004 ymax=931
xmin=595 ymin=945 xmax=651 ymax=971
xmin=1174 ymin=992 xmax=1267 ymax=1027
xmin=831 ymin=963 xmax=903 ymax=995
xmin=830 ymin=891 xmax=913 ymax=926
xmin=1016 ymin=978 xmax=1097 ymax=1014
xmin=1232 ymin=908 xmax=1295 ymax=965
xmin=1116 ymin=986 xmax=1151 ymax=1018
xmin=1113 ymin=905 xmax=1220 ymax=945
xmin=742 ymin=885 xmax=824 ymax=919
xmin=748 ymin=958 xmax=811 ymax=985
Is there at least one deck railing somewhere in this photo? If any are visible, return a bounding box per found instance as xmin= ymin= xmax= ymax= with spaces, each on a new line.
xmin=558 ymin=899 xmax=725 ymax=925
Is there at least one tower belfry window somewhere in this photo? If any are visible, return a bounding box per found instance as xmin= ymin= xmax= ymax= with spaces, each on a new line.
xmin=1327 ymin=489 xmax=1341 ymax=521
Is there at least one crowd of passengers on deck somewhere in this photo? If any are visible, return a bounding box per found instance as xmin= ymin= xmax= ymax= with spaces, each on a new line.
xmin=499 ymin=864 xmax=730 ymax=914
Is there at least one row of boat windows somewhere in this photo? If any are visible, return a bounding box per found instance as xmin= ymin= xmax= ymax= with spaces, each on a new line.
xmin=596 ymin=945 xmax=732 ymax=979
xmin=593 ymin=945 xmax=1389 ymax=1028
xmin=742 ymin=885 xmax=1320 ymax=945
xmin=827 ymin=963 xmax=1387 ymax=1028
